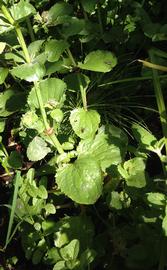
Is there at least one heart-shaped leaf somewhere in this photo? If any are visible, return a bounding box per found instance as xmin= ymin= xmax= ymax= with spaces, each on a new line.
xmin=56 ymin=156 xmax=103 ymax=204
xmin=70 ymin=108 xmax=100 ymax=139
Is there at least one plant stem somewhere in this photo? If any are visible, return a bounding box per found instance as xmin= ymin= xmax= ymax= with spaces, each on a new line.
xmin=66 ymin=48 xmax=88 ymax=110
xmin=26 ymin=17 xmax=35 ymax=42
xmin=149 ymin=50 xmax=167 ymax=154
xmin=34 ymin=82 xmax=64 ymax=154
xmin=1 ymin=4 xmax=31 ymax=63
xmin=97 ymin=4 xmax=103 ymax=36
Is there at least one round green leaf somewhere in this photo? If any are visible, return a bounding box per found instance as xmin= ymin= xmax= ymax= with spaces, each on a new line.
xmin=78 ymin=50 xmax=117 ymax=72
xmin=27 ymin=136 xmax=51 ymax=161
xmin=56 ymin=156 xmax=103 ymax=204
xmin=50 ymin=109 xmax=64 ymax=123
xmin=70 ymin=108 xmax=100 ymax=139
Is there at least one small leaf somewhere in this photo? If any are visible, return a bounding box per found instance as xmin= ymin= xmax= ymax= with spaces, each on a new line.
xmin=56 ymin=155 xmax=103 ymax=204
xmin=70 ymin=108 xmax=100 ymax=139
xmin=53 ymin=261 xmax=66 ymax=270
xmin=45 ymin=203 xmax=56 ymax=214
xmin=45 ymin=39 xmax=69 ymax=62
xmin=11 ymin=62 xmax=45 ymax=82
xmin=81 ymin=0 xmax=97 ymax=13
xmin=10 ymin=0 xmax=36 ymax=22
xmin=28 ymin=40 xmax=45 ymax=60
xmin=38 ymin=185 xmax=48 ymax=199
xmin=27 ymin=136 xmax=51 ymax=161
xmin=119 ymin=157 xmax=146 ymax=188
xmin=146 ymin=192 xmax=166 ymax=206
xmin=78 ymin=50 xmax=117 ymax=72
xmin=50 ymin=109 xmax=64 ymax=123
xmin=0 ymin=67 xmax=8 ymax=84
xmin=60 ymin=239 xmax=79 ymax=261
xmin=62 ymin=17 xmax=85 ymax=38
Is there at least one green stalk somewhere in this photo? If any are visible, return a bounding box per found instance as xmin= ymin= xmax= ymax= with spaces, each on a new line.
xmin=34 ymin=82 xmax=64 ymax=154
xmin=4 ymin=171 xmax=21 ymax=249
xmin=1 ymin=4 xmax=64 ymax=154
xmin=26 ymin=17 xmax=35 ymax=42
xmin=66 ymin=48 xmax=88 ymax=110
xmin=149 ymin=50 xmax=167 ymax=154
xmin=1 ymin=4 xmax=31 ymax=63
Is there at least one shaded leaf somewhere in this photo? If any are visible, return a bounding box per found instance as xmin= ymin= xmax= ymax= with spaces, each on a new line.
xmin=0 ymin=67 xmax=8 ymax=84
xmin=48 ymin=2 xmax=73 ymax=24
xmin=45 ymin=39 xmax=69 ymax=62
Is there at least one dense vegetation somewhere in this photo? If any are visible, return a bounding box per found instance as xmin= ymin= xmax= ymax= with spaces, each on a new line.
xmin=1 ymin=0 xmax=167 ymax=269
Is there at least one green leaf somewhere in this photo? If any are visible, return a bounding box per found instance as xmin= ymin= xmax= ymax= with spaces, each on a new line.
xmin=38 ymin=185 xmax=48 ymax=199
xmin=50 ymin=109 xmax=64 ymax=123
xmin=10 ymin=0 xmax=36 ymax=22
xmin=77 ymin=125 xmax=126 ymax=171
xmin=0 ymin=42 xmax=6 ymax=54
xmin=44 ymin=203 xmax=56 ymax=215
xmin=28 ymin=40 xmax=45 ymax=60
xmin=108 ymin=191 xmax=123 ymax=210
xmin=70 ymin=108 xmax=100 ymax=139
xmin=62 ymin=17 xmax=85 ymax=38
xmin=53 ymin=261 xmax=66 ymax=270
xmin=11 ymin=62 xmax=45 ymax=82
xmin=0 ymin=15 xmax=14 ymax=34
xmin=146 ymin=192 xmax=166 ymax=206
xmin=56 ymin=156 xmax=103 ymax=204
xmin=0 ymin=89 xmax=27 ymax=117
xmin=64 ymin=73 xmax=90 ymax=92
xmin=78 ymin=50 xmax=117 ymax=72
xmin=132 ymin=123 xmax=157 ymax=149
xmin=48 ymin=2 xmax=73 ymax=24
xmin=81 ymin=0 xmax=97 ymax=13
xmin=0 ymin=67 xmax=8 ymax=84
xmin=60 ymin=239 xmax=79 ymax=261
xmin=28 ymin=78 xmax=66 ymax=109
xmin=0 ymin=119 xmax=5 ymax=133
xmin=162 ymin=215 xmax=167 ymax=236
xmin=45 ymin=39 xmax=69 ymax=62
xmin=8 ymin=151 xmax=22 ymax=169
xmin=118 ymin=157 xmax=146 ymax=188
xmin=27 ymin=136 xmax=51 ymax=161
xmin=44 ymin=247 xmax=61 ymax=265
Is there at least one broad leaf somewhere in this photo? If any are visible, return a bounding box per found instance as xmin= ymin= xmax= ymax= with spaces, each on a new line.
xmin=28 ymin=78 xmax=67 ymax=109
xmin=77 ymin=125 xmax=127 ymax=171
xmin=48 ymin=2 xmax=73 ymax=24
xmin=0 ymin=67 xmax=8 ymax=84
xmin=45 ymin=39 xmax=69 ymax=62
xmin=10 ymin=0 xmax=36 ymax=22
xmin=62 ymin=17 xmax=85 ymax=38
xmin=0 ymin=42 xmax=6 ymax=54
xmin=78 ymin=50 xmax=117 ymax=72
xmin=146 ymin=192 xmax=166 ymax=206
xmin=70 ymin=108 xmax=100 ymax=139
xmin=8 ymin=151 xmax=22 ymax=169
xmin=11 ymin=62 xmax=45 ymax=82
xmin=132 ymin=123 xmax=157 ymax=149
xmin=118 ymin=157 xmax=146 ymax=188
xmin=27 ymin=136 xmax=51 ymax=161
xmin=56 ymin=155 xmax=103 ymax=204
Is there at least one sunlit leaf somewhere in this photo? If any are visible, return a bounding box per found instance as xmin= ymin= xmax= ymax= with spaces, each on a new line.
xmin=27 ymin=136 xmax=51 ymax=161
